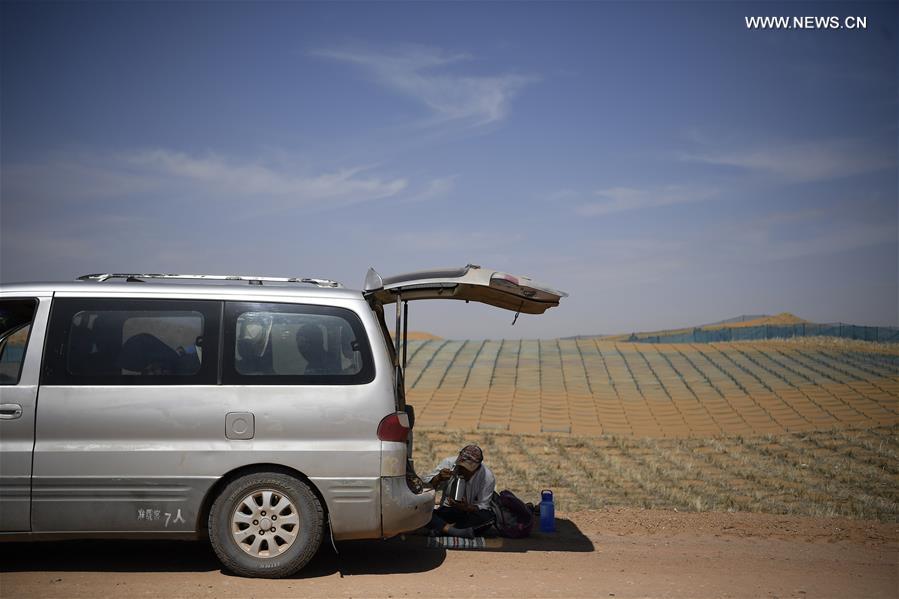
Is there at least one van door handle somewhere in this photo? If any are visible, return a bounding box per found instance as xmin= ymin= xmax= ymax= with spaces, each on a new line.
xmin=0 ymin=404 xmax=23 ymax=420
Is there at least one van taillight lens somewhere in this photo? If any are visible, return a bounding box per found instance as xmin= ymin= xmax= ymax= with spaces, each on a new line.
xmin=378 ymin=412 xmax=410 ymax=442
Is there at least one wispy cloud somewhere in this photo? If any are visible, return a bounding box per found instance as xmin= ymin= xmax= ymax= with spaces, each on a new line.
xmin=128 ymin=149 xmax=408 ymax=206
xmin=397 ymin=175 xmax=457 ymax=204
xmin=681 ymin=138 xmax=894 ymax=182
xmin=1 ymin=146 xmax=462 ymax=282
xmin=4 ymin=148 xmax=410 ymax=210
xmin=724 ymin=218 xmax=897 ymax=263
xmin=314 ymin=44 xmax=536 ymax=126
xmin=574 ymin=185 xmax=719 ymax=217
xmin=1 ymin=147 xmax=458 ymax=281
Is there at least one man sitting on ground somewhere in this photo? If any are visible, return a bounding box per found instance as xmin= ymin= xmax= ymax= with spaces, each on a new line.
xmin=424 ymin=444 xmax=496 ymax=538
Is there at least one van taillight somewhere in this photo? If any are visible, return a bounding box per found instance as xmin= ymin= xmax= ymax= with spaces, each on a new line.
xmin=377 ymin=412 xmax=410 ymax=442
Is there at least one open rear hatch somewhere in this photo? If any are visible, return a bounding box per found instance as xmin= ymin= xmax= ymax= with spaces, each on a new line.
xmin=363 ymin=263 xmax=568 ymax=393
xmin=364 ymin=264 xmax=567 ymax=315
xmin=364 ymin=264 xmax=567 ymax=492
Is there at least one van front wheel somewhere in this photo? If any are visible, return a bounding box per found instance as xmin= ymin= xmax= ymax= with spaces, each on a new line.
xmin=209 ymin=472 xmax=324 ymax=578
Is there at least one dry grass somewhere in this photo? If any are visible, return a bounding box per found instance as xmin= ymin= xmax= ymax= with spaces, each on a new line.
xmin=763 ymin=336 xmax=899 ymax=355
xmin=413 ymin=425 xmax=899 ymax=522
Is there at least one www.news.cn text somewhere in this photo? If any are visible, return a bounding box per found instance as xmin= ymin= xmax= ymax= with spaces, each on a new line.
xmin=745 ymin=16 xmax=867 ymax=30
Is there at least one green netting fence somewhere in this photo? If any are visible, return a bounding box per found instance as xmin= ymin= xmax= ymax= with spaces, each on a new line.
xmin=630 ymin=323 xmax=899 ymax=344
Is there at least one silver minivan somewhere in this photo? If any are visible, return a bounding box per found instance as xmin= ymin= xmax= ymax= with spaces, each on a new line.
xmin=0 ymin=264 xmax=565 ymax=577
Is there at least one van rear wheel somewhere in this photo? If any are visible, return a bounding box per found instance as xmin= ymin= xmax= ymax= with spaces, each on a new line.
xmin=209 ymin=472 xmax=324 ymax=578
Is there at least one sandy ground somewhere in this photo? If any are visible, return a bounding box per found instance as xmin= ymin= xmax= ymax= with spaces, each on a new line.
xmin=1 ymin=508 xmax=896 ymax=599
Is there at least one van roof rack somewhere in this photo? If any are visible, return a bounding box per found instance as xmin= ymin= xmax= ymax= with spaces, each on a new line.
xmin=77 ymin=273 xmax=343 ymax=288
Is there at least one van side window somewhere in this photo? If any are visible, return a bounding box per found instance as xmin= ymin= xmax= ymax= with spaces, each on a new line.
xmin=0 ymin=299 xmax=37 ymax=385
xmin=224 ymin=302 xmax=374 ymax=385
xmin=70 ymin=310 xmax=204 ymax=376
xmin=43 ymin=299 xmax=221 ymax=386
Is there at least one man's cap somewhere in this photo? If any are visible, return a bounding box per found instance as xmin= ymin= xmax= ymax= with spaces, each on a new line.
xmin=455 ymin=444 xmax=483 ymax=472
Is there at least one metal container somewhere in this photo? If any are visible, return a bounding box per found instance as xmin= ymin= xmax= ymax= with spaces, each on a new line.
xmin=443 ymin=474 xmax=467 ymax=505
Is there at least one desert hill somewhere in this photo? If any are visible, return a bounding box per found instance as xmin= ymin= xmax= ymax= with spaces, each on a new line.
xmin=598 ymin=312 xmax=809 ymax=341
xmin=405 ymin=331 xmax=442 ymax=341
xmin=707 ymin=312 xmax=808 ymax=329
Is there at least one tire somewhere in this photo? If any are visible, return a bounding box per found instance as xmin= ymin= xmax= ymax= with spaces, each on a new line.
xmin=208 ymin=471 xmax=324 ymax=578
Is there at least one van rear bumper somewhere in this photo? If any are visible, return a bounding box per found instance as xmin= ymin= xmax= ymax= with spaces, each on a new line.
xmin=380 ymin=476 xmax=435 ymax=538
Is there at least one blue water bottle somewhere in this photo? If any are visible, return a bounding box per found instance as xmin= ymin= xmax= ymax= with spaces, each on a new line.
xmin=539 ymin=489 xmax=555 ymax=532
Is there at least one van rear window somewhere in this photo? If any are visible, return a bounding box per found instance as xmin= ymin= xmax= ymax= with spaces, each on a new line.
xmin=224 ymin=302 xmax=374 ymax=385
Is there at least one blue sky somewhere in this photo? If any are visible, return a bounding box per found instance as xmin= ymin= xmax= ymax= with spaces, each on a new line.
xmin=2 ymin=1 xmax=896 ymax=339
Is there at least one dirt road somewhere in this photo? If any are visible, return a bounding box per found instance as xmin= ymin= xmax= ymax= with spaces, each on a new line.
xmin=2 ymin=508 xmax=895 ymax=599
